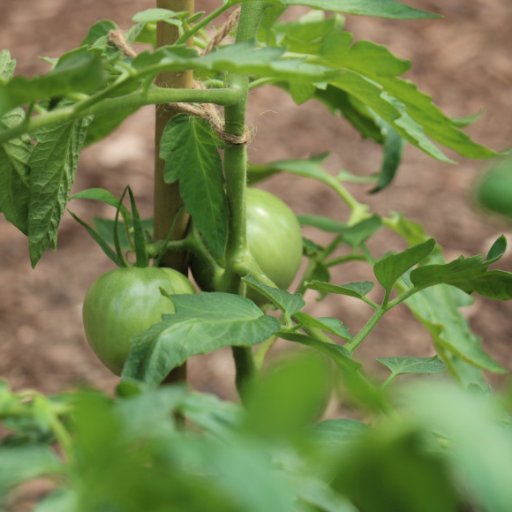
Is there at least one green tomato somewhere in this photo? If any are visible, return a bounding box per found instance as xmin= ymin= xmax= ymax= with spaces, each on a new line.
xmin=475 ymin=158 xmax=512 ymax=218
xmin=82 ymin=267 xmax=195 ymax=375
xmin=192 ymin=188 xmax=303 ymax=294
xmin=245 ymin=188 xmax=303 ymax=289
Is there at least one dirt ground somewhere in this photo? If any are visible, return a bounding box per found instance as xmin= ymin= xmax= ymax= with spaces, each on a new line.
xmin=0 ymin=0 xmax=511 ymax=400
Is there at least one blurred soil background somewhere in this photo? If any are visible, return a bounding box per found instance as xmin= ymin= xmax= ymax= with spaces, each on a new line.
xmin=0 ymin=0 xmax=511 ymax=399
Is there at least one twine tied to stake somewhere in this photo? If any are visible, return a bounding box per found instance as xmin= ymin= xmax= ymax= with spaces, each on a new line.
xmin=107 ymin=10 xmax=250 ymax=146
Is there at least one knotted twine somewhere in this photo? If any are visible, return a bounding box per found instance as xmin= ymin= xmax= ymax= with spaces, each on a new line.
xmin=107 ymin=8 xmax=250 ymax=146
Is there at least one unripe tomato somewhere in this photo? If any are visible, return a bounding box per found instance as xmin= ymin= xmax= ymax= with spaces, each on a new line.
xmin=192 ymin=188 xmax=303 ymax=294
xmin=82 ymin=267 xmax=195 ymax=375
xmin=245 ymin=188 xmax=303 ymax=290
xmin=475 ymin=158 xmax=512 ymax=218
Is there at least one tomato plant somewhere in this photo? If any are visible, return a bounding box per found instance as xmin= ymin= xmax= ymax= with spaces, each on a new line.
xmin=0 ymin=0 xmax=511 ymax=511
xmin=83 ymin=267 xmax=195 ymax=374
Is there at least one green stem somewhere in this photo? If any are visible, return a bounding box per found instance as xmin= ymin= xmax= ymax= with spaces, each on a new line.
xmin=386 ymin=286 xmax=421 ymax=309
xmin=0 ymin=86 xmax=240 ymax=144
xmin=178 ymin=1 xmax=237 ymax=44
xmin=223 ymin=0 xmax=266 ymax=395
xmin=327 ymin=177 xmax=369 ymax=225
xmin=345 ymin=307 xmax=386 ymax=353
xmin=325 ymin=253 xmax=367 ymax=268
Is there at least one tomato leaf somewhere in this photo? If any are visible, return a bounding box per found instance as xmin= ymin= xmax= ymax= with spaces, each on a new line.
xmin=0 ymin=49 xmax=105 ymax=117
xmin=298 ymin=214 xmax=344 ymax=233
xmin=279 ymin=332 xmax=359 ymax=371
xmin=294 ymin=312 xmax=352 ymax=340
xmin=160 ymin=114 xmax=228 ymax=263
xmin=132 ymin=8 xmax=182 ymax=24
xmin=410 ymin=246 xmax=512 ymax=300
xmin=274 ymin=0 xmax=440 ymax=19
xmin=0 ymin=50 xmax=16 ymax=83
xmin=0 ymin=445 xmax=62 ymax=497
xmin=67 ymin=209 xmax=123 ymax=267
xmin=0 ymin=108 xmax=32 ymax=234
xmin=243 ymin=275 xmax=305 ymax=316
xmin=28 ymin=116 xmax=90 ymax=267
xmin=81 ymin=19 xmax=118 ymax=47
xmin=376 ymin=356 xmax=446 ymax=377
xmin=72 ymin=187 xmax=131 ymax=218
xmin=486 ymin=235 xmax=507 ymax=263
xmin=127 ymin=186 xmax=148 ymax=268
xmin=123 ymin=293 xmax=280 ymax=386
xmin=370 ymin=120 xmax=404 ymax=193
xmin=307 ymin=280 xmax=374 ymax=301
xmin=374 ymin=238 xmax=436 ymax=292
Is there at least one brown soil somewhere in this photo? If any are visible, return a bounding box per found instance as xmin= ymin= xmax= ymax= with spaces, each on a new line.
xmin=0 ymin=0 xmax=511 ymax=402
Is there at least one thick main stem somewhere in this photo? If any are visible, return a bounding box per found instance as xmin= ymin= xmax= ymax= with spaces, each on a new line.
xmin=223 ymin=0 xmax=267 ymax=394
xmin=155 ymin=0 xmax=194 ymax=385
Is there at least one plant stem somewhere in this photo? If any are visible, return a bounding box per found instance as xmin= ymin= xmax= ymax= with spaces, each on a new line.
xmin=325 ymin=253 xmax=368 ymax=267
xmin=177 ymin=0 xmax=236 ymax=44
xmin=155 ymin=0 xmax=194 ymax=386
xmin=345 ymin=307 xmax=386 ymax=352
xmin=223 ymin=0 xmax=266 ymax=395
xmin=0 ymin=87 xmax=240 ymax=145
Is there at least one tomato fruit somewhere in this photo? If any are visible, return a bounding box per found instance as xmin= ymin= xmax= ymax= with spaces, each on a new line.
xmin=245 ymin=188 xmax=303 ymax=289
xmin=475 ymin=158 xmax=512 ymax=218
xmin=82 ymin=267 xmax=195 ymax=375
xmin=192 ymin=188 xmax=303 ymax=294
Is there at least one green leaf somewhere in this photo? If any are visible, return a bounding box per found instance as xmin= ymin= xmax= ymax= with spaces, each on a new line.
xmin=243 ymin=275 xmax=305 ymax=316
xmin=307 ymin=280 xmax=374 ymax=300
xmin=180 ymin=392 xmax=242 ymax=439
xmin=274 ymin=12 xmax=345 ymax=56
xmin=0 ymin=50 xmax=16 ymax=83
xmin=342 ymin=215 xmax=382 ymax=246
xmin=405 ymin=283 xmax=505 ymax=375
xmin=313 ymin=418 xmax=368 ymax=447
xmin=67 ymin=209 xmax=123 ymax=267
xmin=332 ymin=427 xmax=459 ymax=512
xmin=405 ymin=382 xmax=512 ymax=512
xmin=486 ymin=235 xmax=507 ymax=263
xmin=298 ymin=214 xmax=344 ymax=233
xmin=84 ymin=106 xmax=139 ymax=147
xmin=314 ymin=85 xmax=383 ymax=143
xmin=123 ymin=293 xmax=280 ymax=386
xmin=127 ymin=186 xmax=148 ymax=267
xmin=93 ymin=217 xmax=153 ymax=249
xmin=279 ymin=332 xmax=359 ymax=371
xmin=377 ymin=356 xmax=445 ymax=377
xmin=132 ymin=8 xmax=181 ymax=24
xmin=295 ymin=476 xmax=358 ymax=512
xmin=114 ymin=386 xmax=186 ymax=440
xmin=299 ymin=213 xmax=382 ymax=245
xmin=33 ymin=490 xmax=76 ymax=512
xmin=318 ymin=32 xmax=496 ymax=162
xmin=244 ymin=354 xmax=333 ymax=440
xmin=160 ymin=115 xmax=228 ymax=262
xmin=81 ymin=19 xmax=118 ymax=47
xmin=276 ymin=0 xmax=440 ymax=19
xmin=410 ymin=255 xmax=512 ymax=300
xmin=370 ymin=120 xmax=404 ymax=193
xmin=133 ymin=43 xmax=338 ymax=84
xmin=0 ymin=108 xmax=32 ymax=234
xmin=28 ymin=117 xmax=90 ymax=266
xmin=295 ymin=312 xmax=352 ymax=340
xmin=0 ymin=445 xmax=61 ymax=497
xmin=72 ymin=187 xmax=130 ymax=216
xmin=378 ymin=76 xmax=497 ymax=160
xmin=0 ymin=49 xmax=105 ymax=116
xmin=374 ymin=238 xmax=435 ymax=292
